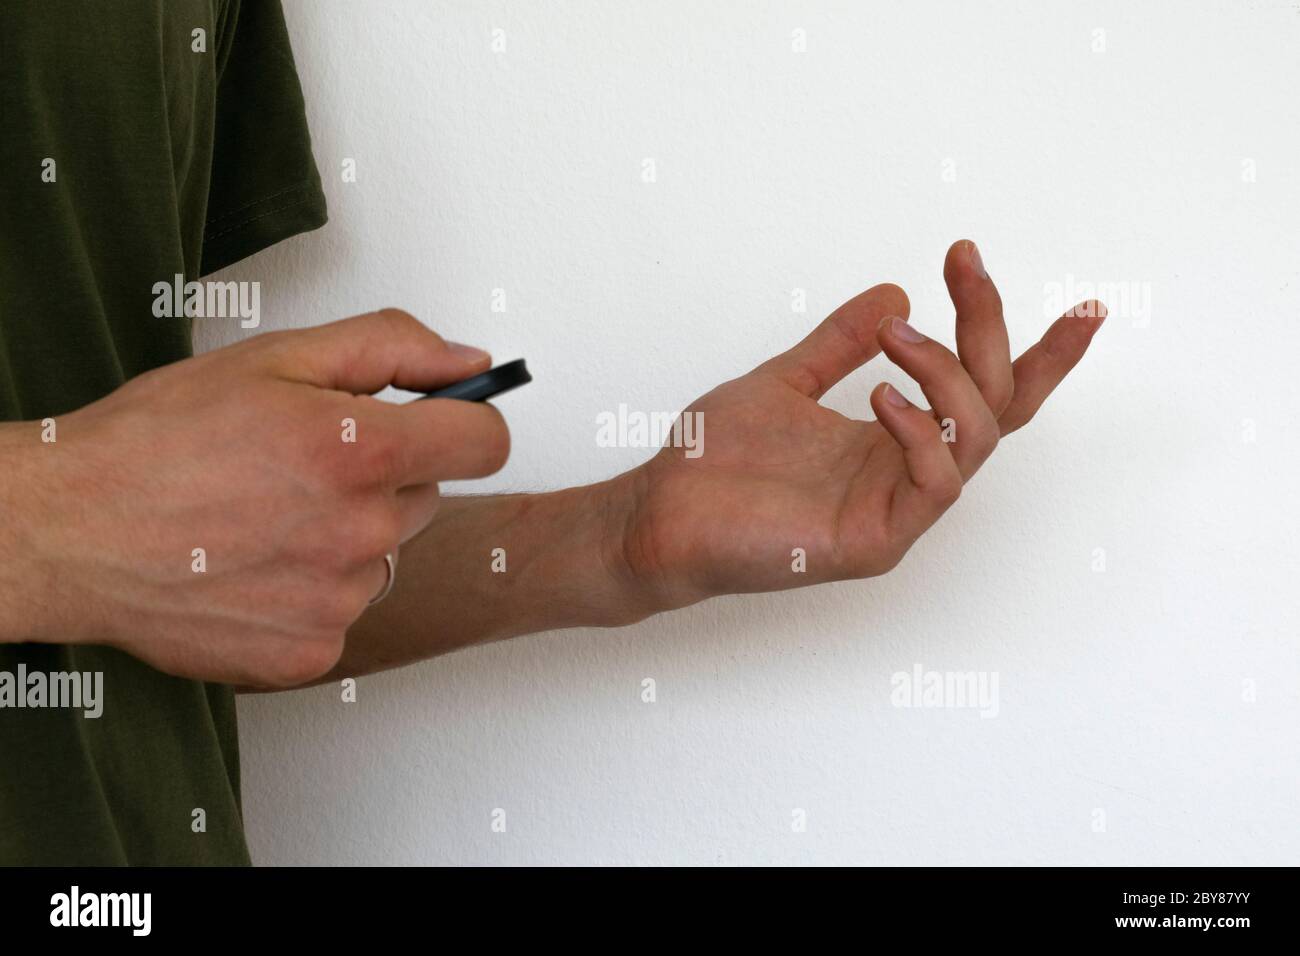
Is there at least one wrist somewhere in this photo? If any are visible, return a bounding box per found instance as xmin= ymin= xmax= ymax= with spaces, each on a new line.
xmin=496 ymin=475 xmax=664 ymax=635
xmin=584 ymin=469 xmax=666 ymax=627
xmin=597 ymin=462 xmax=717 ymax=619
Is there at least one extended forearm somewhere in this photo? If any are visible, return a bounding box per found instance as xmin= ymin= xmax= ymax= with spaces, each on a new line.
xmin=328 ymin=476 xmax=652 ymax=680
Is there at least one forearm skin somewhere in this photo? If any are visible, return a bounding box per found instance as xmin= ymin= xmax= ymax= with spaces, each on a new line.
xmin=322 ymin=474 xmax=655 ymax=683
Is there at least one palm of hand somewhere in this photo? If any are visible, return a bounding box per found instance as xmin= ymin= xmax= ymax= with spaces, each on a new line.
xmin=619 ymin=243 xmax=1106 ymax=613
xmin=628 ymin=371 xmax=905 ymax=607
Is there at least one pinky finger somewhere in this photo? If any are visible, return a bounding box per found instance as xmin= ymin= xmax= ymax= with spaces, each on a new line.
xmin=870 ymin=383 xmax=964 ymax=522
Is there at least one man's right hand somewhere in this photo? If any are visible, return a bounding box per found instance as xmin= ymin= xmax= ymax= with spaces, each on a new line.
xmin=0 ymin=309 xmax=509 ymax=688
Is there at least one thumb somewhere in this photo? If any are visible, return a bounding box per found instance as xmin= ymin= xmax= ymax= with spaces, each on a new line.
xmin=269 ymin=308 xmax=491 ymax=394
xmin=757 ymin=283 xmax=909 ymax=399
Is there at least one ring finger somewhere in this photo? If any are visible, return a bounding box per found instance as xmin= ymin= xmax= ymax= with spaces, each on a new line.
xmin=876 ymin=315 xmax=1000 ymax=479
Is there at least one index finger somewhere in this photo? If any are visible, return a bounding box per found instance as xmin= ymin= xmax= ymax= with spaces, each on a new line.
xmin=263 ymin=308 xmax=492 ymax=395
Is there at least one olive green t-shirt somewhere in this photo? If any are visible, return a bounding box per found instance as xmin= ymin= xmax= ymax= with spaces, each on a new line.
xmin=0 ymin=0 xmax=327 ymax=864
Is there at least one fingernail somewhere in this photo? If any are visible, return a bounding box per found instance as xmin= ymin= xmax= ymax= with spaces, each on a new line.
xmin=1067 ymin=301 xmax=1107 ymax=324
xmin=968 ymin=241 xmax=987 ymax=279
xmin=882 ymin=384 xmax=910 ymax=408
xmin=447 ymin=341 xmax=490 ymax=363
xmin=889 ymin=316 xmax=927 ymax=343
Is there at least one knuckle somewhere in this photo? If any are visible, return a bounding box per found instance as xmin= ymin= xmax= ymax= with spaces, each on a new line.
xmin=987 ymin=381 xmax=1014 ymax=418
xmin=913 ymin=465 xmax=962 ymax=508
xmin=958 ymin=416 xmax=999 ymax=459
xmin=357 ymin=433 xmax=403 ymax=487
xmin=371 ymin=308 xmax=435 ymax=345
xmin=333 ymin=401 xmax=403 ymax=484
xmin=975 ymin=420 xmax=1001 ymax=457
xmin=374 ymin=307 xmax=418 ymax=329
xmin=371 ymin=308 xmax=451 ymax=359
xmin=930 ymin=472 xmax=963 ymax=508
xmin=348 ymin=506 xmax=402 ymax=563
xmin=314 ymin=398 xmax=400 ymax=489
xmin=319 ymin=450 xmax=354 ymax=492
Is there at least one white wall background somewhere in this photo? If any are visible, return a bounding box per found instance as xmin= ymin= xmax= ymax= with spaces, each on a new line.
xmin=199 ymin=0 xmax=1300 ymax=865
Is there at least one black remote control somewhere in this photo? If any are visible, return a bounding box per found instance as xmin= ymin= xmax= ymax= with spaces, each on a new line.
xmin=419 ymin=358 xmax=531 ymax=403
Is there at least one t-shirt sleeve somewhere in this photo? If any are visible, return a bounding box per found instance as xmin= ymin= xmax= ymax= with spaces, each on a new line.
xmin=199 ymin=0 xmax=328 ymax=276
